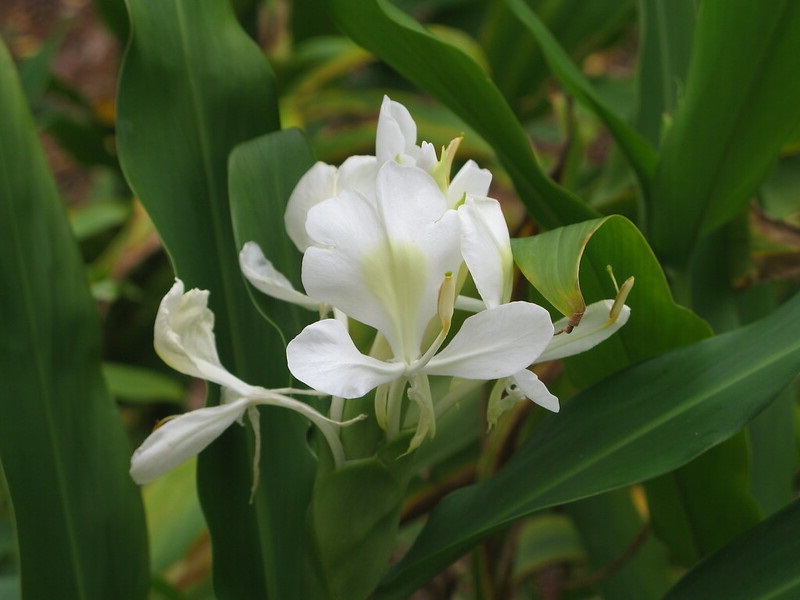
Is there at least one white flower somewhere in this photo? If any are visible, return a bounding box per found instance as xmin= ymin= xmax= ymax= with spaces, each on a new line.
xmin=241 ymin=96 xmax=492 ymax=312
xmin=130 ymin=280 xmax=360 ymax=487
xmin=286 ymin=162 xmax=555 ymax=450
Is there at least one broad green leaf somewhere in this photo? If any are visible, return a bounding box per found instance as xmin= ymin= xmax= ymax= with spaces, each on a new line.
xmin=327 ymin=0 xmax=597 ymax=229
xmin=375 ymin=291 xmax=800 ymax=598
xmin=649 ymin=0 xmax=800 ymax=266
xmin=306 ymin=437 xmax=415 ymax=600
xmin=633 ymin=0 xmax=695 ymax=145
xmin=117 ymin=1 xmax=314 ymax=597
xmin=645 ymin=233 xmax=782 ymax=567
xmin=228 ymin=129 xmax=316 ymax=341
xmin=662 ymin=499 xmax=800 ymax=600
xmin=505 ymin=0 xmax=658 ymax=188
xmin=0 ymin=39 xmax=148 ymax=599
xmin=512 ymin=216 xmax=710 ymax=387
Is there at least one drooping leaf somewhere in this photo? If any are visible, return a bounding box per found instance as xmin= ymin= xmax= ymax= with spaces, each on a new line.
xmin=512 ymin=216 xmax=710 ymax=387
xmin=327 ymin=0 xmax=597 ymax=229
xmin=0 ymin=38 xmax=149 ymax=600
xmin=117 ymin=1 xmax=315 ymax=597
xmin=375 ymin=291 xmax=800 ymax=599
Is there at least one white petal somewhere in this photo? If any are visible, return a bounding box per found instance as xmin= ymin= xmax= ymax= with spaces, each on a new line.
xmin=376 ymin=95 xmax=418 ymax=165
xmin=512 ymin=369 xmax=560 ymax=412
xmin=426 ymin=301 xmax=554 ymax=379
xmin=458 ymin=196 xmax=513 ymax=309
xmin=537 ymin=300 xmax=631 ymax=362
xmin=154 ymin=280 xmax=256 ymax=396
xmin=130 ymin=397 xmax=251 ymax=484
xmin=284 ymin=162 xmax=339 ymax=252
xmin=338 ymin=154 xmax=378 ymax=199
xmin=448 ymin=161 xmax=492 ymax=207
xmin=303 ymin=162 xmax=461 ymax=361
xmin=239 ymin=242 xmax=319 ymax=310
xmin=286 ymin=319 xmax=405 ymax=398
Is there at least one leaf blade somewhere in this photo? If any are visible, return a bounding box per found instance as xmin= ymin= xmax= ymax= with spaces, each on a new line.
xmin=0 ymin=38 xmax=149 ymax=600
xmin=376 ymin=291 xmax=800 ymax=598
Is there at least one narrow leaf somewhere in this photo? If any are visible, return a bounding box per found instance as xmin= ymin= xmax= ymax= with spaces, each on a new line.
xmin=0 ymin=38 xmax=148 ymax=599
xmin=117 ymin=1 xmax=315 ymax=597
xmin=649 ymin=0 xmax=800 ymax=266
xmin=662 ymin=499 xmax=800 ymax=600
xmin=505 ymin=0 xmax=658 ymax=188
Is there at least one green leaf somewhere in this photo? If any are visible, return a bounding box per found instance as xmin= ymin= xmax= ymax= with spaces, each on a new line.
xmin=0 ymin=38 xmax=148 ymax=599
xmin=375 ymin=291 xmax=800 ymax=598
xmin=505 ymin=0 xmax=658 ymax=188
xmin=228 ymin=129 xmax=316 ymax=341
xmin=645 ymin=434 xmax=761 ymax=566
xmin=649 ymin=0 xmax=800 ymax=266
xmin=512 ymin=216 xmax=710 ymax=387
xmin=143 ymin=459 xmax=205 ymax=574
xmin=662 ymin=499 xmax=800 ymax=599
xmin=117 ymin=1 xmax=314 ymax=597
xmin=103 ymin=362 xmax=183 ymax=404
xmin=327 ymin=0 xmax=597 ymax=229
xmin=306 ymin=439 xmax=416 ymax=600
xmin=633 ymin=0 xmax=695 ymax=145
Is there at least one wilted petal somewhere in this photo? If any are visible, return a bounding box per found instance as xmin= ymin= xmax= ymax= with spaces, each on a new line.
xmin=239 ymin=242 xmax=318 ymax=310
xmin=376 ymin=95 xmax=418 ymax=165
xmin=537 ymin=299 xmax=631 ymax=362
xmin=426 ymin=301 xmax=553 ymax=379
xmin=130 ymin=397 xmax=251 ymax=484
xmin=154 ymin=280 xmax=256 ymax=396
xmin=287 ymin=318 xmax=405 ymax=398
xmin=512 ymin=369 xmax=560 ymax=412
xmin=458 ymin=196 xmax=513 ymax=308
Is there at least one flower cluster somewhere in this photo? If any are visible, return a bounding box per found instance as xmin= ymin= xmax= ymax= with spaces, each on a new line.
xmin=130 ymin=97 xmax=630 ymax=484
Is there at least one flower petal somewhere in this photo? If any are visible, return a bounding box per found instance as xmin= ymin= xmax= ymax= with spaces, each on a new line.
xmin=512 ymin=369 xmax=560 ymax=412
xmin=448 ymin=160 xmax=492 ymax=207
xmin=376 ymin=95 xmax=418 ymax=165
xmin=284 ymin=161 xmax=338 ymax=252
xmin=458 ymin=196 xmax=513 ymax=308
xmin=286 ymin=318 xmax=405 ymax=398
xmin=239 ymin=242 xmax=319 ymax=310
xmin=154 ymin=280 xmax=256 ymax=396
xmin=536 ymin=299 xmax=631 ymax=362
xmin=426 ymin=301 xmax=554 ymax=379
xmin=130 ymin=397 xmax=251 ymax=484
xmin=303 ymin=162 xmax=461 ymax=361
xmin=338 ymin=154 xmax=379 ymax=199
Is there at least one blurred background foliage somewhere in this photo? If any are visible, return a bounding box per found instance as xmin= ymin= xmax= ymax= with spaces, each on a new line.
xmin=1 ymin=0 xmax=798 ymax=598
